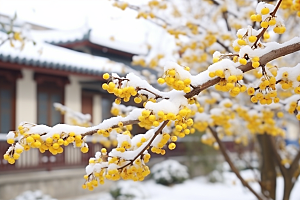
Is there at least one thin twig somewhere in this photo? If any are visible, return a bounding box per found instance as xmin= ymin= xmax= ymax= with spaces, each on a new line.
xmin=252 ymin=0 xmax=283 ymax=48
xmin=137 ymin=87 xmax=168 ymax=100
xmin=216 ymin=39 xmax=232 ymax=53
xmin=118 ymin=120 xmax=169 ymax=170
xmin=0 ymin=37 xmax=9 ymax=47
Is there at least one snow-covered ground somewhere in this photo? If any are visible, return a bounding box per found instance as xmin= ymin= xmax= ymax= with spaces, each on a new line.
xmin=73 ymin=170 xmax=300 ymax=200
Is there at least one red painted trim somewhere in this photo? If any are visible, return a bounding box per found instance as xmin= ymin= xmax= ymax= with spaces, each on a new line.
xmin=0 ymin=68 xmax=22 ymax=81
xmin=0 ymin=61 xmax=105 ymax=81
xmin=34 ymin=73 xmax=70 ymax=87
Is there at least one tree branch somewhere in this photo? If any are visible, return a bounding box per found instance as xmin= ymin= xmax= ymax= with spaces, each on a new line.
xmin=216 ymin=39 xmax=232 ymax=53
xmin=185 ymin=39 xmax=300 ymax=99
xmin=81 ymin=119 xmax=140 ymax=137
xmin=289 ymin=150 xmax=300 ymax=176
xmin=118 ymin=120 xmax=169 ymax=170
xmin=208 ymin=126 xmax=266 ymax=200
xmin=269 ymin=135 xmax=288 ymax=176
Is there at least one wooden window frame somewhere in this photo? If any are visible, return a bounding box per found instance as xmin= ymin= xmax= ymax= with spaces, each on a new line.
xmin=0 ymin=68 xmax=22 ymax=133
xmin=100 ymin=93 xmax=114 ymax=122
xmin=35 ymin=73 xmax=69 ymax=126
xmin=81 ymin=90 xmax=94 ymax=122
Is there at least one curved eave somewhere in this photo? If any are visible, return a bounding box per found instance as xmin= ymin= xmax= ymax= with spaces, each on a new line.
xmin=0 ymin=58 xmax=106 ymax=80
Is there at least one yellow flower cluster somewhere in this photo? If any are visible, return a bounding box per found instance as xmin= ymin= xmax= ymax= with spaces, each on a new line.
xmin=250 ymin=56 xmax=260 ymax=68
xmin=148 ymin=54 xmax=164 ymax=68
xmin=82 ymin=148 xmax=151 ymax=191
xmin=182 ymin=52 xmax=208 ymax=64
xmin=148 ymin=0 xmax=159 ymax=7
xmin=132 ymin=58 xmax=147 ymax=67
xmin=167 ymin=29 xmax=186 ymax=39
xmin=204 ymin=34 xmax=217 ymax=47
xmin=195 ymin=104 xmax=235 ymax=136
xmin=194 ymin=121 xmax=208 ymax=132
xmin=3 ymin=140 xmax=23 ymax=164
xmin=236 ymin=107 xmax=285 ymax=136
xmin=98 ymin=139 xmax=118 ymax=148
xmin=281 ymin=0 xmax=294 ymax=9
xmin=138 ymin=105 xmax=194 ymax=131
xmin=292 ymin=0 xmax=300 ymax=16
xmin=151 ymin=133 xmax=170 ymax=155
xmin=250 ymin=7 xmax=286 ymax=34
xmin=285 ymin=101 xmax=300 ymax=121
xmin=138 ymin=109 xmax=164 ymax=129
xmin=148 ymin=0 xmax=167 ymax=9
xmin=112 ymin=2 xmax=128 ymax=10
xmin=281 ymin=0 xmax=300 ymax=17
xmin=137 ymin=106 xmax=195 ymax=152
xmin=210 ymin=72 xmax=246 ymax=97
xmin=173 ymin=113 xmax=195 ymax=138
xmin=116 ymin=139 xmax=132 ymax=153
xmin=248 ymin=76 xmax=279 ymax=104
xmin=233 ymin=34 xmax=255 ymax=54
xmin=157 ymin=68 xmax=192 ymax=93
xmin=97 ymin=128 xmax=113 ymax=137
xmin=186 ymin=22 xmax=198 ymax=35
xmin=5 ymin=126 xmax=89 ymax=165
xmin=211 ymin=113 xmax=235 ymax=136
xmin=111 ymin=107 xmax=120 ymax=116
xmin=102 ymin=80 xmax=137 ymax=104
xmin=137 ymin=12 xmax=155 ymax=19
xmin=201 ymin=135 xmax=216 ymax=147
xmin=278 ymin=71 xmax=300 ymax=95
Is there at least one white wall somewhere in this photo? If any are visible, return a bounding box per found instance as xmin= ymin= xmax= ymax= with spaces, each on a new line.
xmin=16 ymin=72 xmax=101 ymax=127
xmin=93 ymin=95 xmax=101 ymax=125
xmin=65 ymin=76 xmax=81 ymax=124
xmin=16 ymin=69 xmax=36 ymax=126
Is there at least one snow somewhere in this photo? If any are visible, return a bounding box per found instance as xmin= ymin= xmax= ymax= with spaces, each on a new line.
xmin=0 ymin=31 xmax=134 ymax=75
xmin=74 ymin=170 xmax=300 ymax=200
xmin=13 ymin=190 xmax=56 ymax=200
xmin=30 ymin=25 xmax=90 ymax=44
xmin=151 ymin=160 xmax=189 ymax=183
xmin=54 ymin=103 xmax=91 ymax=125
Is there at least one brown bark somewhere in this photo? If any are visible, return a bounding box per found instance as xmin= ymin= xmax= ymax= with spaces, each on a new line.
xmin=268 ymin=136 xmax=300 ymax=200
xmin=257 ymin=134 xmax=277 ymax=199
xmin=282 ymin=175 xmax=294 ymax=200
xmin=185 ymin=40 xmax=300 ymax=99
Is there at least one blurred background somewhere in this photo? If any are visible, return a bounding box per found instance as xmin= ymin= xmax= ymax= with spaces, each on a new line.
xmin=0 ymin=1 xmax=299 ymax=200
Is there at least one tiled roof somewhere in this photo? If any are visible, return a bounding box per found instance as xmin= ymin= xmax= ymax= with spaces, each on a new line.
xmin=0 ymin=32 xmax=135 ymax=76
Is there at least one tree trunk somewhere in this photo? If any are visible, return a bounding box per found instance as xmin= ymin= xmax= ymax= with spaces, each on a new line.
xmin=257 ymin=134 xmax=277 ymax=199
xmin=282 ymin=177 xmax=293 ymax=200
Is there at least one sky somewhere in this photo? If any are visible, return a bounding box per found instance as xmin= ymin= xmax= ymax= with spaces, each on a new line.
xmin=0 ymin=0 xmax=147 ymax=30
xmin=0 ymin=0 xmax=165 ymax=54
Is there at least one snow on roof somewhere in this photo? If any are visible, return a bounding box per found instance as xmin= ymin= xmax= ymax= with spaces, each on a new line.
xmin=90 ymin=29 xmax=148 ymax=55
xmin=30 ymin=25 xmax=90 ymax=45
xmin=0 ymin=0 xmax=151 ymax=55
xmin=0 ymin=32 xmax=134 ymax=76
